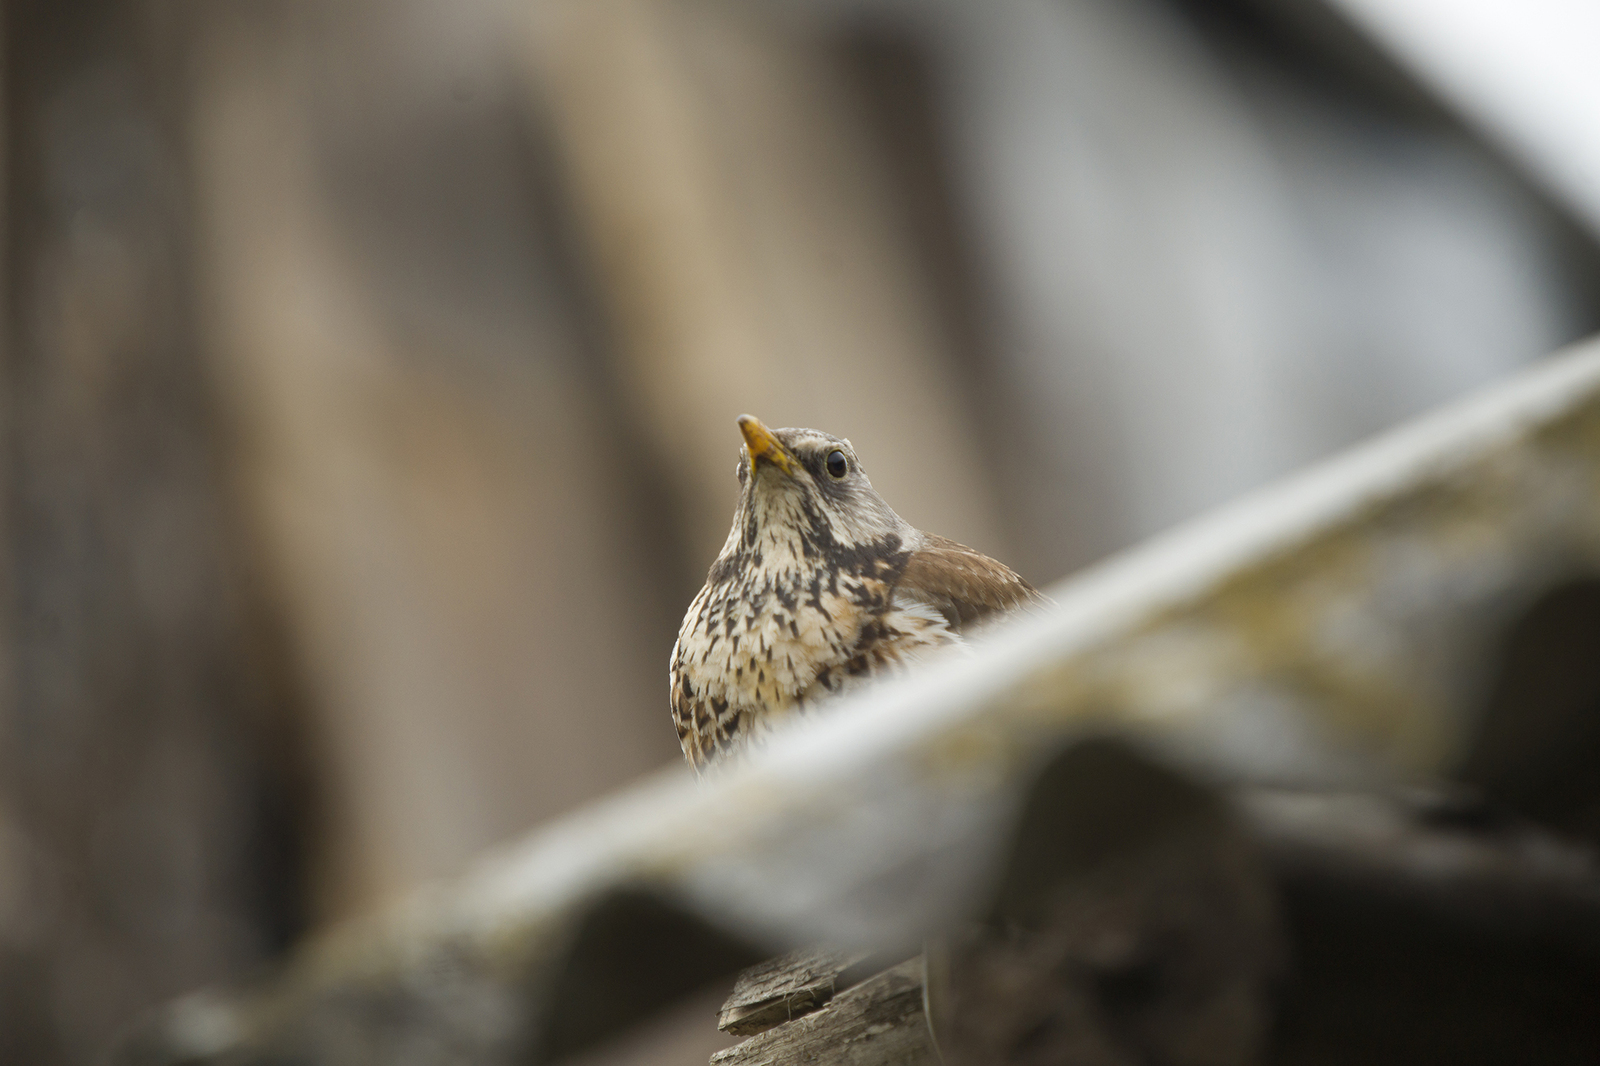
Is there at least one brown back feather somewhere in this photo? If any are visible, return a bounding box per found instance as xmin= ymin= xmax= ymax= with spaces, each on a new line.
xmin=896 ymin=532 xmax=1047 ymax=632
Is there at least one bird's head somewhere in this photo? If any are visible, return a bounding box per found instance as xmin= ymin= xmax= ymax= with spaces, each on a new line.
xmin=715 ymin=415 xmax=912 ymax=567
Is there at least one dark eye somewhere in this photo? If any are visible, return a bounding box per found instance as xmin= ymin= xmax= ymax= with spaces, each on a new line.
xmin=825 ymin=449 xmax=848 ymax=478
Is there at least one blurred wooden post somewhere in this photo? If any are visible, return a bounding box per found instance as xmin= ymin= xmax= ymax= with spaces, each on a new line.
xmin=185 ymin=0 xmax=686 ymax=921
xmin=0 ymin=2 xmax=303 ymax=1061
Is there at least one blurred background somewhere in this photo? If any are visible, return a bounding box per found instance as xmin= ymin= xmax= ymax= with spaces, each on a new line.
xmin=0 ymin=0 xmax=1598 ymax=1061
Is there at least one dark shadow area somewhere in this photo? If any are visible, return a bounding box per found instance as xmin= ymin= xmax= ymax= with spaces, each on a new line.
xmin=1457 ymin=577 xmax=1600 ymax=844
xmin=932 ymin=739 xmax=1283 ymax=1066
xmin=1269 ymin=869 xmax=1600 ymax=1065
xmin=991 ymin=737 xmax=1238 ymax=920
xmin=537 ymin=889 xmax=766 ymax=1065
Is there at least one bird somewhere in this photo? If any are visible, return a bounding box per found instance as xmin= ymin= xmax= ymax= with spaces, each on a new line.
xmin=670 ymin=415 xmax=1046 ymax=771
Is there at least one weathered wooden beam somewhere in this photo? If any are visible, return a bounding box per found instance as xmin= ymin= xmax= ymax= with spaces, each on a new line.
xmin=119 ymin=339 xmax=1600 ymax=1065
xmin=717 ymin=948 xmax=872 ymax=1037
xmin=712 ymin=958 xmax=935 ymax=1066
xmin=713 ymin=775 xmax=1600 ymax=1066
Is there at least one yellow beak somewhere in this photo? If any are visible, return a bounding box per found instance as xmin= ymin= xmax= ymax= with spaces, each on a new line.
xmin=737 ymin=414 xmax=800 ymax=477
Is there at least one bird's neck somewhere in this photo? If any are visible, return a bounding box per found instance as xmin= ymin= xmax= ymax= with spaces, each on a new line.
xmin=709 ymin=491 xmax=912 ymax=590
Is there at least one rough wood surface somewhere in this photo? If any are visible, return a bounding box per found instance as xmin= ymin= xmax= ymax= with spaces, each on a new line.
xmin=711 ymin=958 xmax=935 ymax=1066
xmin=926 ymin=744 xmax=1283 ymax=1066
xmin=718 ymin=948 xmax=872 ymax=1036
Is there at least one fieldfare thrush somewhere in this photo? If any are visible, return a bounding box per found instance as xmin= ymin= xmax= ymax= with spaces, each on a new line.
xmin=670 ymin=416 xmax=1045 ymax=770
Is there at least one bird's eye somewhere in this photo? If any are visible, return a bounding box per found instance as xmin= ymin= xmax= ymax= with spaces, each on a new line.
xmin=825 ymin=449 xmax=848 ymax=479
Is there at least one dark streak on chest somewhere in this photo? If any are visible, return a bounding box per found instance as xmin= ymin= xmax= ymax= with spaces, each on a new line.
xmin=708 ymin=495 xmax=908 ymax=590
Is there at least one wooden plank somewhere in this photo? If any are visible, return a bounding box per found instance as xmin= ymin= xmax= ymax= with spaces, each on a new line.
xmin=717 ymin=948 xmax=872 ymax=1036
xmin=712 ymin=958 xmax=935 ymax=1066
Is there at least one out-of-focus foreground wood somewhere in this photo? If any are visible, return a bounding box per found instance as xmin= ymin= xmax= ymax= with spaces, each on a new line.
xmin=708 ymin=778 xmax=1600 ymax=1066
xmin=112 ymin=339 xmax=1600 ymax=1065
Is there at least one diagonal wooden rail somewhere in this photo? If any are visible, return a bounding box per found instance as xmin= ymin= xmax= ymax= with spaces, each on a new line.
xmin=122 ymin=338 xmax=1600 ymax=1064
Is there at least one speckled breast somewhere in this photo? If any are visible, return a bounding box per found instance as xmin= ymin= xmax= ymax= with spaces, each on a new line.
xmin=670 ymin=551 xmax=930 ymax=769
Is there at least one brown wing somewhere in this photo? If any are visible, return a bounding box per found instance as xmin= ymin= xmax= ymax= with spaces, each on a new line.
xmin=896 ymin=532 xmax=1047 ymax=632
